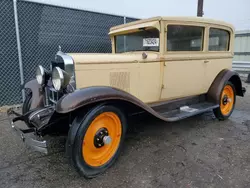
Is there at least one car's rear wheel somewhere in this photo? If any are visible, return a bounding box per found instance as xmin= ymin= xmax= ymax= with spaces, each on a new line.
xmin=66 ymin=104 xmax=127 ymax=178
xmin=213 ymin=81 xmax=236 ymax=120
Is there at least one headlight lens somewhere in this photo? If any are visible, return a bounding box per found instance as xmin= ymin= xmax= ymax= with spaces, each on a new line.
xmin=36 ymin=65 xmax=45 ymax=85
xmin=52 ymin=67 xmax=64 ymax=91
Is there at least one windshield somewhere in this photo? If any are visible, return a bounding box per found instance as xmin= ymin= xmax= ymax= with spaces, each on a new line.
xmin=115 ymin=28 xmax=160 ymax=53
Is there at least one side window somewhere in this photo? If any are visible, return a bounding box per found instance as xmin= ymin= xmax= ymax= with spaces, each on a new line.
xmin=167 ymin=25 xmax=204 ymax=51
xmin=209 ymin=28 xmax=230 ymax=51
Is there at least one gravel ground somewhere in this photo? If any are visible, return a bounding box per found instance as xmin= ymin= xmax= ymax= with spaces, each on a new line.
xmin=0 ymin=83 xmax=250 ymax=188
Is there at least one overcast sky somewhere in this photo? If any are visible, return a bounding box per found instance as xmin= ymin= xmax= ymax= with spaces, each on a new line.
xmin=29 ymin=0 xmax=250 ymax=30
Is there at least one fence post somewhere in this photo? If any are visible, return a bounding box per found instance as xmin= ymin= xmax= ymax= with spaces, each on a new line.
xmin=123 ymin=16 xmax=126 ymax=52
xmin=13 ymin=0 xmax=25 ymax=102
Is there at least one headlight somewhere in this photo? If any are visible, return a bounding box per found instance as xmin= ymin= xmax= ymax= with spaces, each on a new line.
xmin=36 ymin=65 xmax=45 ymax=85
xmin=52 ymin=67 xmax=70 ymax=91
xmin=52 ymin=67 xmax=64 ymax=91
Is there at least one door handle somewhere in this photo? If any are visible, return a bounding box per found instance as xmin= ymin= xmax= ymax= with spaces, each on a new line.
xmin=204 ymin=60 xmax=209 ymax=63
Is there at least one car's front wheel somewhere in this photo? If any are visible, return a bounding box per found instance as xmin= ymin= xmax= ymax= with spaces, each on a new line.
xmin=213 ymin=81 xmax=236 ymax=120
xmin=66 ymin=104 xmax=127 ymax=178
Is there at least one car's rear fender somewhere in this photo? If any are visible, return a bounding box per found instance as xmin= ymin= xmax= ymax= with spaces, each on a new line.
xmin=207 ymin=69 xmax=245 ymax=104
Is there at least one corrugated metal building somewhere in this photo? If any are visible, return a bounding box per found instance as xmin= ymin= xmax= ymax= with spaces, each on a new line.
xmin=234 ymin=30 xmax=250 ymax=61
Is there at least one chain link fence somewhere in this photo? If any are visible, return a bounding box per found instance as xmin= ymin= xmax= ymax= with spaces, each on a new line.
xmin=0 ymin=0 xmax=22 ymax=106
xmin=0 ymin=0 xmax=138 ymax=106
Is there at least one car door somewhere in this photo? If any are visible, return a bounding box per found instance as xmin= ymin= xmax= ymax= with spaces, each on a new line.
xmin=204 ymin=27 xmax=233 ymax=91
xmin=160 ymin=24 xmax=207 ymax=100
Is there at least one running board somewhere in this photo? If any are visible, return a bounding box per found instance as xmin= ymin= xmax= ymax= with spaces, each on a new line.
xmin=157 ymin=102 xmax=219 ymax=122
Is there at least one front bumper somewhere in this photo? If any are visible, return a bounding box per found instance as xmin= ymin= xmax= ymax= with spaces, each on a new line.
xmin=7 ymin=108 xmax=48 ymax=154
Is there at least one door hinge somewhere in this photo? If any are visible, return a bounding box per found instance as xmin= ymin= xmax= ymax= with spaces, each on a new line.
xmin=161 ymin=84 xmax=165 ymax=89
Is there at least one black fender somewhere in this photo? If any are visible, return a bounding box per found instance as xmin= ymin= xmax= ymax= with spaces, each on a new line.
xmin=22 ymin=79 xmax=44 ymax=109
xmin=207 ymin=69 xmax=245 ymax=104
xmin=55 ymin=86 xmax=175 ymax=121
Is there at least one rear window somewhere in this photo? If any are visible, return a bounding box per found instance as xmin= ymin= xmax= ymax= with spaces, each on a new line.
xmin=167 ymin=25 xmax=204 ymax=51
xmin=209 ymin=28 xmax=230 ymax=51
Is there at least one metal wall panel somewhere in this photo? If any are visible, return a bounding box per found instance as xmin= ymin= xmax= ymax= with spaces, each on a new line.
xmin=234 ymin=30 xmax=250 ymax=61
xmin=233 ymin=55 xmax=250 ymax=61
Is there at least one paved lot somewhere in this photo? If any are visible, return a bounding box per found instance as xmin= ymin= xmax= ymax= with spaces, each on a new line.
xmin=1 ymin=83 xmax=250 ymax=188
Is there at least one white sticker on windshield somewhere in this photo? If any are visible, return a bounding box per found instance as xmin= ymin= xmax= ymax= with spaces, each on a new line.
xmin=143 ymin=38 xmax=159 ymax=47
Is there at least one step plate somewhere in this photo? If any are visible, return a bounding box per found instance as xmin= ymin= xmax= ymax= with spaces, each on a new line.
xmin=159 ymin=102 xmax=219 ymax=122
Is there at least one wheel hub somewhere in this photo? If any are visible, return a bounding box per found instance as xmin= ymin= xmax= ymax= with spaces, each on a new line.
xmin=94 ymin=128 xmax=112 ymax=148
xmin=82 ymin=112 xmax=122 ymax=167
xmin=222 ymin=95 xmax=228 ymax=105
xmin=222 ymin=95 xmax=232 ymax=105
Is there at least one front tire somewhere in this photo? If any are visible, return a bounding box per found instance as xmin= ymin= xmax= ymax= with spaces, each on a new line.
xmin=66 ymin=104 xmax=127 ymax=178
xmin=213 ymin=81 xmax=236 ymax=120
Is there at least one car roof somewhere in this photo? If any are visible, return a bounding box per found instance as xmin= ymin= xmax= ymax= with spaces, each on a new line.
xmin=109 ymin=16 xmax=234 ymax=34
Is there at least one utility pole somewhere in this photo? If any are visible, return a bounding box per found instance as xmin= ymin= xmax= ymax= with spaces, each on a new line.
xmin=197 ymin=0 xmax=204 ymax=17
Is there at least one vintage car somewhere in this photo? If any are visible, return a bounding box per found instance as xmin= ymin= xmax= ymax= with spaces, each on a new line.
xmin=7 ymin=16 xmax=246 ymax=178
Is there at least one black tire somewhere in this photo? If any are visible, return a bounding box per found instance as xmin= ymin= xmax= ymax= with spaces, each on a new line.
xmin=66 ymin=104 xmax=127 ymax=178
xmin=213 ymin=81 xmax=236 ymax=120
xmin=22 ymin=92 xmax=32 ymax=115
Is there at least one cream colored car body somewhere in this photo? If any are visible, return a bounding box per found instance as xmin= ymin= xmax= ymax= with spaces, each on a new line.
xmin=68 ymin=16 xmax=235 ymax=104
xmin=7 ymin=16 xmax=239 ymax=178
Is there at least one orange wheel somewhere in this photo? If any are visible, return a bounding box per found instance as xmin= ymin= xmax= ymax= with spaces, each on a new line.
xmin=82 ymin=112 xmax=122 ymax=167
xmin=213 ymin=82 xmax=236 ymax=120
xmin=66 ymin=105 xmax=127 ymax=178
xmin=220 ymin=85 xmax=235 ymax=116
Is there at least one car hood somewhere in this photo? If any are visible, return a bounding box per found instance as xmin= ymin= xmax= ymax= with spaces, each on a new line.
xmin=67 ymin=52 xmax=160 ymax=65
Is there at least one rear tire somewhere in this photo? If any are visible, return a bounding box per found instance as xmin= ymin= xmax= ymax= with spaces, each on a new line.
xmin=66 ymin=104 xmax=127 ymax=178
xmin=213 ymin=81 xmax=236 ymax=120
